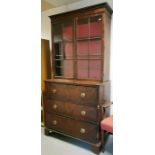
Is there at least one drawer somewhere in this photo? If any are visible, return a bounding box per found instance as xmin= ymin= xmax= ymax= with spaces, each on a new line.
xmin=45 ymin=113 xmax=100 ymax=143
xmin=44 ymin=100 xmax=99 ymax=122
xmin=44 ymin=83 xmax=98 ymax=106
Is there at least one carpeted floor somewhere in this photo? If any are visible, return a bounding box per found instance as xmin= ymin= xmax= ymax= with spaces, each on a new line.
xmin=41 ymin=127 xmax=113 ymax=155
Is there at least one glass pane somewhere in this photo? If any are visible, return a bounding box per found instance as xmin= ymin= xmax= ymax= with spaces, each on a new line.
xmin=77 ymin=41 xmax=89 ymax=59
xmin=53 ymin=23 xmax=62 ymax=42
xmin=77 ymin=60 xmax=88 ymax=79
xmin=63 ymin=22 xmax=73 ymax=40
xmin=54 ymin=43 xmax=63 ymax=59
xmin=64 ymin=42 xmax=73 ymax=59
xmin=89 ymin=40 xmax=102 ymax=59
xmin=64 ymin=60 xmax=74 ymax=78
xmin=77 ymin=18 xmax=89 ymax=38
xmin=55 ymin=60 xmax=63 ymax=76
xmin=90 ymin=15 xmax=102 ymax=37
xmin=89 ymin=60 xmax=101 ymax=80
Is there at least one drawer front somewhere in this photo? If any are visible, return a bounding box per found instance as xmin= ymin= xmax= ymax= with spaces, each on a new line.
xmin=45 ymin=113 xmax=100 ymax=143
xmin=45 ymin=83 xmax=98 ymax=106
xmin=44 ymin=100 xmax=98 ymax=122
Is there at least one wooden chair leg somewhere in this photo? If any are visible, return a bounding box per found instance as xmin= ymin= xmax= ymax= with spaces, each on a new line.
xmin=101 ymin=130 xmax=104 ymax=151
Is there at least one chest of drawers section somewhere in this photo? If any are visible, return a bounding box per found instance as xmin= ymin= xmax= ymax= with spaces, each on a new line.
xmin=43 ymin=80 xmax=105 ymax=145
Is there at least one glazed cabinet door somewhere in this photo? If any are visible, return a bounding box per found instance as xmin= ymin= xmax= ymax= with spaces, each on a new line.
xmin=52 ymin=14 xmax=104 ymax=81
xmin=53 ymin=20 xmax=74 ymax=79
xmin=76 ymin=15 xmax=103 ymax=81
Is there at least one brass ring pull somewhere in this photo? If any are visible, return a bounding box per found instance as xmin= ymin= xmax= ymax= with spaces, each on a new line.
xmin=80 ymin=92 xmax=86 ymax=98
xmin=53 ymin=104 xmax=57 ymax=109
xmin=81 ymin=110 xmax=86 ymax=116
xmin=80 ymin=128 xmax=86 ymax=134
xmin=52 ymin=89 xmax=57 ymax=94
xmin=52 ymin=120 xmax=57 ymax=125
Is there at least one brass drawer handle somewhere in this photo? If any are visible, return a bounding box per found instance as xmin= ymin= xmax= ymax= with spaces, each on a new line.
xmin=80 ymin=92 xmax=86 ymax=98
xmin=52 ymin=89 xmax=57 ymax=94
xmin=97 ymin=105 xmax=100 ymax=110
xmin=80 ymin=128 xmax=86 ymax=134
xmin=53 ymin=104 xmax=57 ymax=109
xmin=81 ymin=110 xmax=86 ymax=116
xmin=52 ymin=120 xmax=57 ymax=125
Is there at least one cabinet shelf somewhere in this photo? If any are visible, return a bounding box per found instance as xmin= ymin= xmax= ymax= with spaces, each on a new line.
xmin=55 ymin=55 xmax=63 ymax=56
xmin=63 ymin=39 xmax=73 ymax=42
xmin=54 ymin=57 xmax=102 ymax=60
xmin=54 ymin=59 xmax=63 ymax=61
xmin=54 ymin=58 xmax=74 ymax=61
xmin=54 ymin=75 xmax=63 ymax=78
xmin=53 ymin=36 xmax=103 ymax=43
xmin=77 ymin=36 xmax=102 ymax=41
xmin=53 ymin=40 xmax=73 ymax=43
xmin=55 ymin=66 xmax=63 ymax=68
xmin=76 ymin=58 xmax=102 ymax=60
xmin=53 ymin=41 xmax=62 ymax=43
xmin=76 ymin=53 xmax=101 ymax=56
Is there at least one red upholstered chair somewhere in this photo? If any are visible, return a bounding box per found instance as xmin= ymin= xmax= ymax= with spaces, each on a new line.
xmin=100 ymin=102 xmax=113 ymax=150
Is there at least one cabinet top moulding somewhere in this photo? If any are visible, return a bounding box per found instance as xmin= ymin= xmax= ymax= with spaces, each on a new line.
xmin=45 ymin=79 xmax=110 ymax=86
xmin=49 ymin=3 xmax=113 ymax=22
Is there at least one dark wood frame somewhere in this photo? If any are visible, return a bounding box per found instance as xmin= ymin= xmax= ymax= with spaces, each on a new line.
xmin=44 ymin=3 xmax=113 ymax=154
